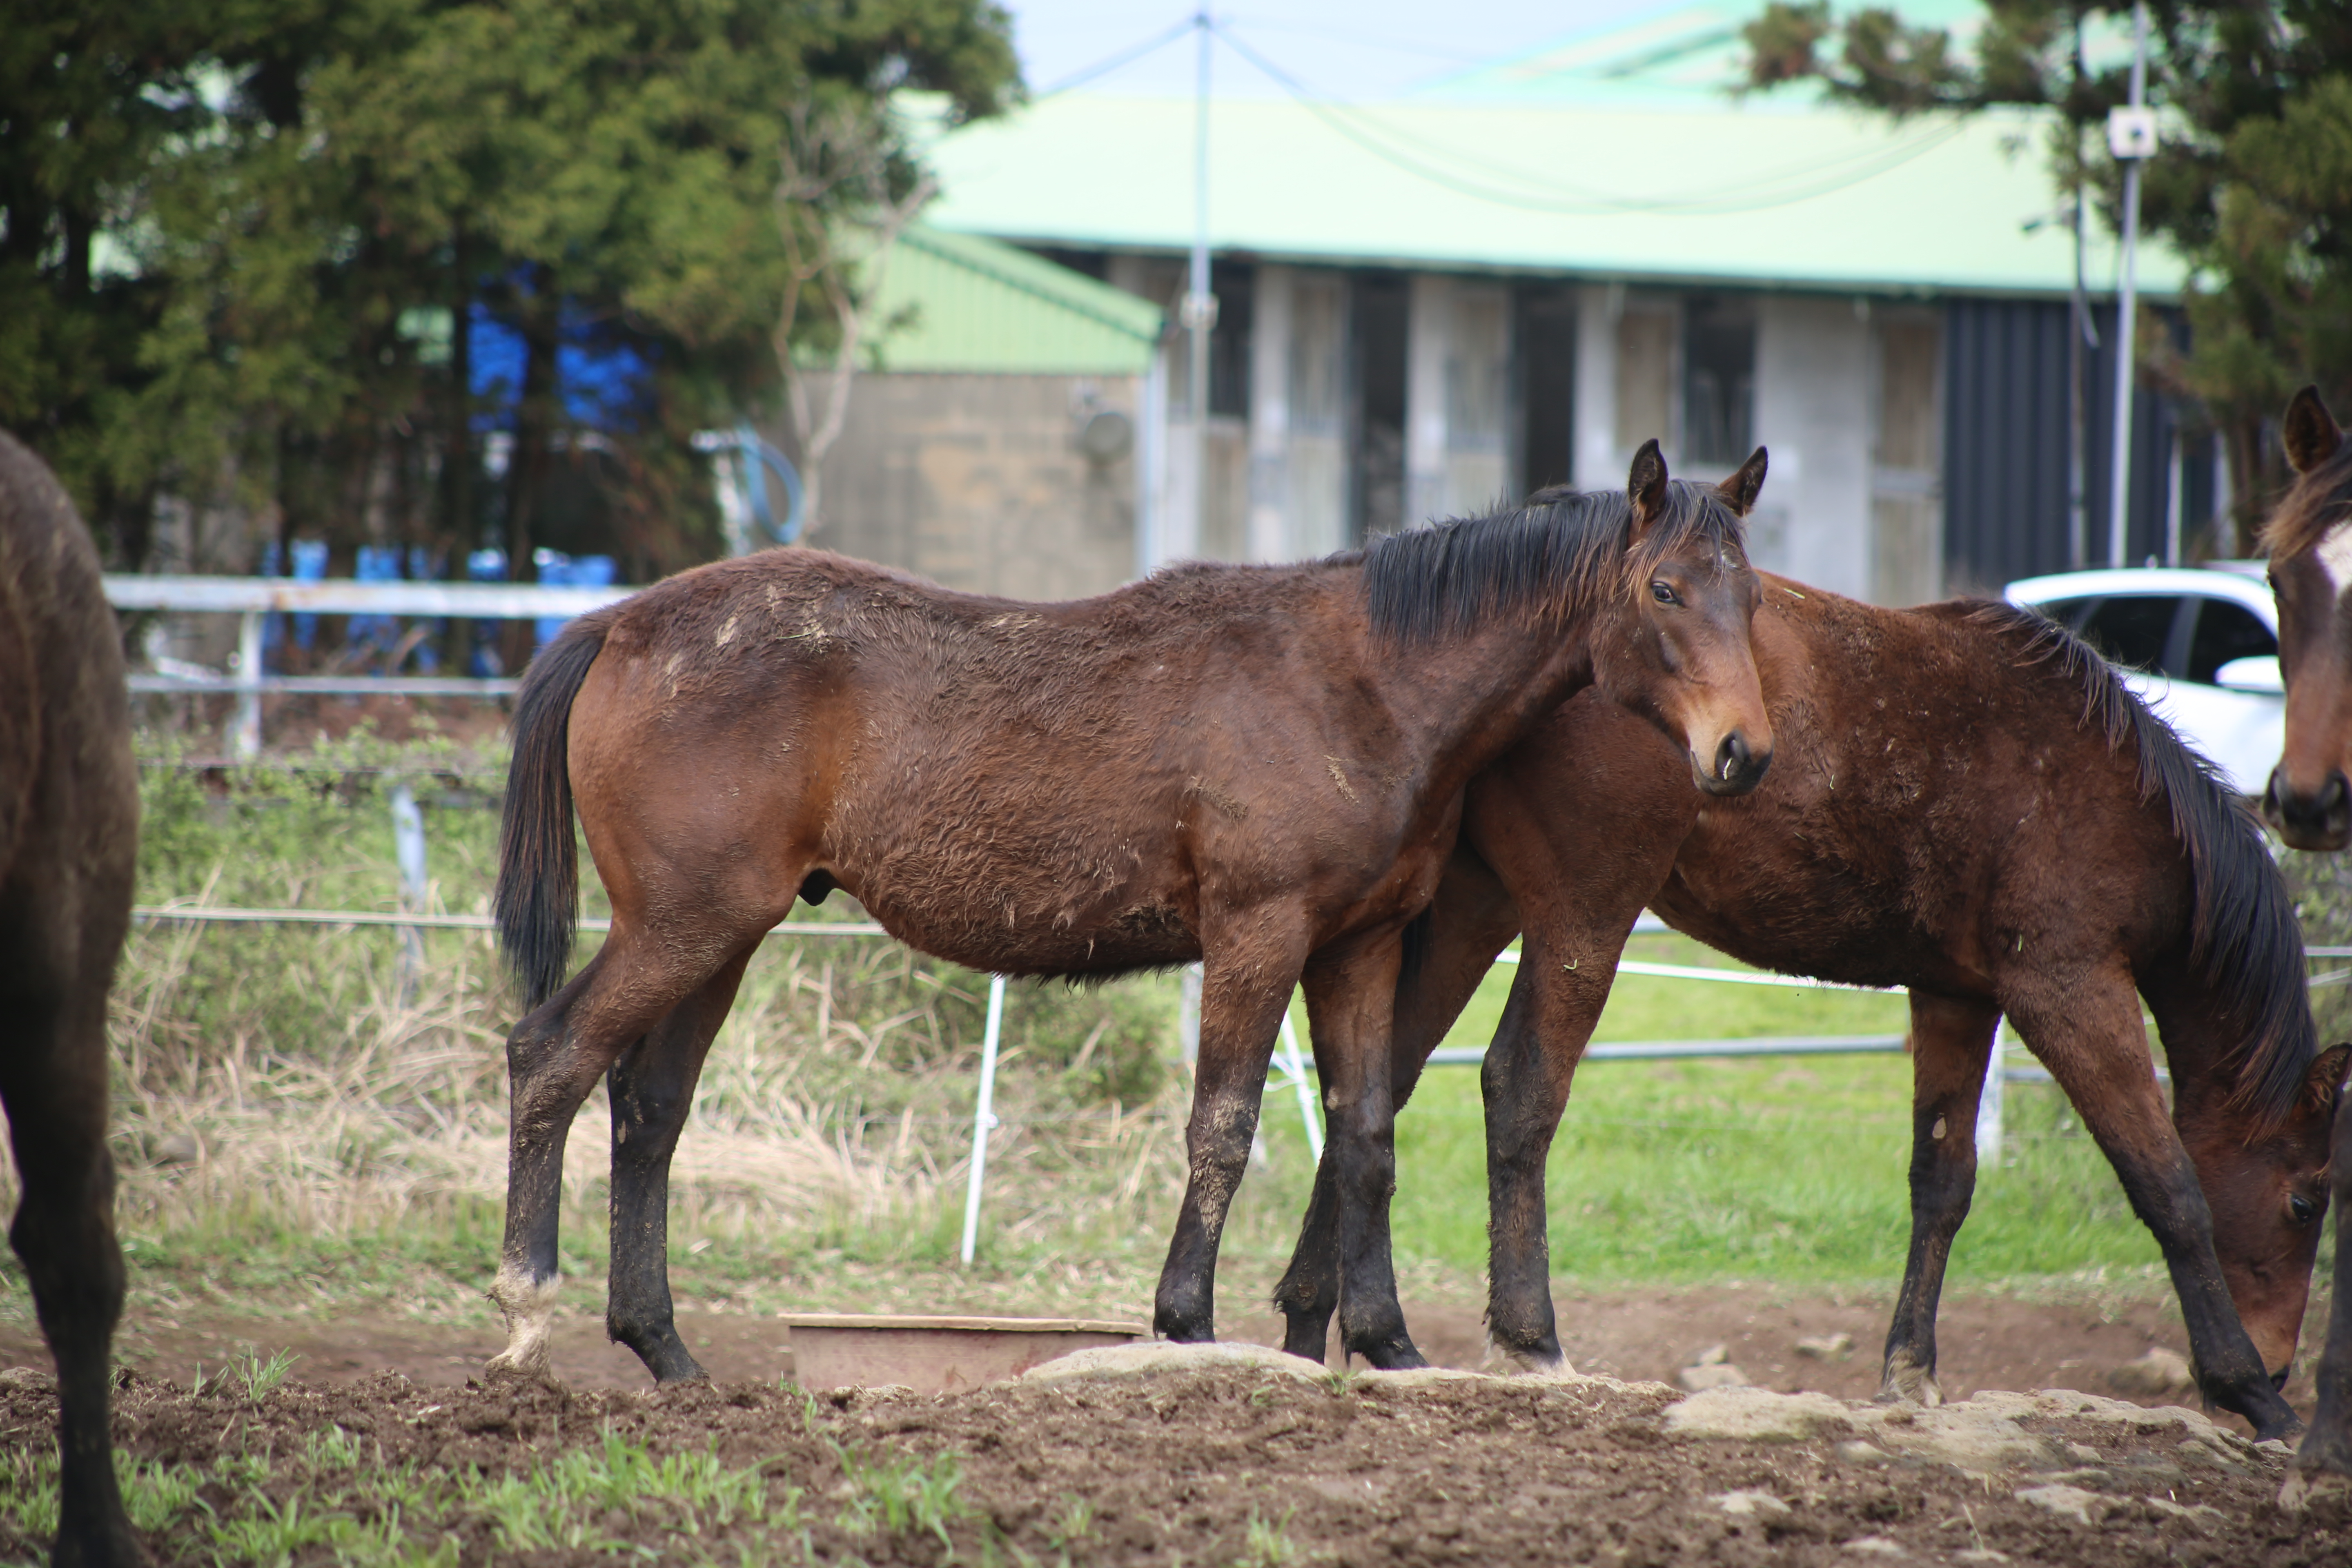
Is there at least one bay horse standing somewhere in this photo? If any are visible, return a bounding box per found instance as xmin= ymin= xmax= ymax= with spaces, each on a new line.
xmin=2257 ymin=384 xmax=2352 ymax=1478
xmin=488 ymin=446 xmax=1775 ymax=1381
xmin=1274 ymin=575 xmax=2339 ymax=1442
xmin=0 ymin=431 xmax=140 ymax=1566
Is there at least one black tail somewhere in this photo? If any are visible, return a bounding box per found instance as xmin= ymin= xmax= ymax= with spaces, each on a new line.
xmin=495 ymin=615 xmax=611 ymax=1008
xmin=1973 ymin=601 xmax=2317 ymax=1129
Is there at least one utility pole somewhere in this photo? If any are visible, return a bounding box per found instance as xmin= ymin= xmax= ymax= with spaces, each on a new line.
xmin=1180 ymin=8 xmax=1217 ymax=564
xmin=2106 ymin=1 xmax=2154 ymax=567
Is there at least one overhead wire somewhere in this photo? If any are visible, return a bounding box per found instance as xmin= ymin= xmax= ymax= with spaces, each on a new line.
xmin=1208 ymin=19 xmax=1974 ymax=218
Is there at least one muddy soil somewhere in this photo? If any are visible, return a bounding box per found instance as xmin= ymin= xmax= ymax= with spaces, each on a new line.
xmin=13 ymin=1287 xmax=2250 ymax=1428
xmin=4 ymin=1360 xmax=2345 ymax=1567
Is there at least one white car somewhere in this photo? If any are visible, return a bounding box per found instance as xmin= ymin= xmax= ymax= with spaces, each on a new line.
xmin=2003 ymin=566 xmax=2284 ymax=798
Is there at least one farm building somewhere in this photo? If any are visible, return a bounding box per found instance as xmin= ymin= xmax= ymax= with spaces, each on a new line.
xmin=813 ymin=2 xmax=2210 ymax=605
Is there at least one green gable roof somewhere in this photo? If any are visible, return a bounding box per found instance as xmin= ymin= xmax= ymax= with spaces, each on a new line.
xmin=913 ymin=0 xmax=2183 ymax=303
xmin=864 ymin=225 xmax=1163 ymax=374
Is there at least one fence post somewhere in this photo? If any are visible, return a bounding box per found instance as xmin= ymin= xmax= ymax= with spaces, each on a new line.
xmin=959 ymin=973 xmax=1009 ymax=1266
xmin=390 ymin=783 xmax=427 ymax=1005
xmin=232 ymin=608 xmax=265 ymax=759
xmin=1976 ymin=1020 xmax=2007 ymax=1164
xmin=1178 ymin=963 xmax=1202 ymax=1070
xmin=1278 ymin=1013 xmax=1323 ymax=1163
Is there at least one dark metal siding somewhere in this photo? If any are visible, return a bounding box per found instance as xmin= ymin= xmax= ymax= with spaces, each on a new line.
xmin=1942 ymin=298 xmax=2072 ymax=594
xmin=1943 ymin=297 xmax=2188 ymax=595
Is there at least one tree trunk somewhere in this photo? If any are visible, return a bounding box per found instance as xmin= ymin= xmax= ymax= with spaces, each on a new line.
xmin=445 ymin=225 xmax=475 ymax=552
xmin=501 ymin=266 xmax=561 ymax=670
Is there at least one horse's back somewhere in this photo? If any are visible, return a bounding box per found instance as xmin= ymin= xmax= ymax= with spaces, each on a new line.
xmin=0 ymin=431 xmax=136 ymax=996
xmin=1649 ymin=579 xmax=2190 ymax=989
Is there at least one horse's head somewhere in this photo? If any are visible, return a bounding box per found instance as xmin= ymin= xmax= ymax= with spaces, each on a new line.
xmin=2261 ymin=387 xmax=2352 ymax=849
xmin=1594 ymin=440 xmax=1775 ymax=797
xmin=2175 ymin=1042 xmax=2350 ymax=1385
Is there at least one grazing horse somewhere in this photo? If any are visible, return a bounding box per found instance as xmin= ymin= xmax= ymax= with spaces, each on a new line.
xmin=2260 ymin=385 xmax=2352 ymax=1480
xmin=487 ymin=447 xmax=1775 ymax=1382
xmin=0 ymin=432 xmax=140 ymax=1565
xmin=1274 ymin=577 xmax=2341 ymax=1442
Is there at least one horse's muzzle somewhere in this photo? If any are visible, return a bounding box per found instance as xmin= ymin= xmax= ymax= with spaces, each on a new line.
xmin=2264 ymin=765 xmax=2352 ymax=851
xmin=1697 ymin=731 xmax=1771 ymax=797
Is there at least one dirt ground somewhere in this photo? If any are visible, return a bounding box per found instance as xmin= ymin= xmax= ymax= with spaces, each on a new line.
xmin=5 ymin=1354 xmax=2347 ymax=1567
xmin=10 ymin=1287 xmax=2254 ymax=1427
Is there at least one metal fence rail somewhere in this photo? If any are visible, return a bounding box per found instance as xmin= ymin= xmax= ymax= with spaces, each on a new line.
xmin=106 ymin=575 xmax=633 ymax=758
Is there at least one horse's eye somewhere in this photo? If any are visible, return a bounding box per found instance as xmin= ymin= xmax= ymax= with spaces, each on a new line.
xmin=2290 ymin=1193 xmax=2319 ymax=1226
xmin=1651 ymin=581 xmax=1679 ymax=606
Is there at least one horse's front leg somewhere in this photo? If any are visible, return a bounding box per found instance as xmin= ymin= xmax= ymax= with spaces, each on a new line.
xmin=1878 ymin=992 xmax=2000 ymax=1406
xmin=2007 ymin=971 xmax=2302 ymax=1441
xmin=2297 ymin=1091 xmax=2352 ymax=1477
xmin=1298 ymin=931 xmax=1421 ymax=1367
xmin=1154 ymin=920 xmax=1312 ymax=1345
xmin=1480 ymin=919 xmax=1617 ymax=1373
xmin=605 ymin=950 xmax=753 ymax=1383
xmin=1274 ymin=847 xmax=1521 ymax=1363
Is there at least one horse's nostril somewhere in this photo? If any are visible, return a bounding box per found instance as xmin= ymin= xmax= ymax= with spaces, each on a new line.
xmin=2272 ymin=1365 xmax=2292 ymax=1394
xmin=2323 ymin=772 xmax=2350 ymax=813
xmin=1716 ymin=733 xmax=1750 ymax=782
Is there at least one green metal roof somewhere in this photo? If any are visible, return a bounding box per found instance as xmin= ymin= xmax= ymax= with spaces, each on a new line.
xmin=914 ymin=1 xmax=2183 ymax=302
xmin=864 ymin=225 xmax=1163 ymax=374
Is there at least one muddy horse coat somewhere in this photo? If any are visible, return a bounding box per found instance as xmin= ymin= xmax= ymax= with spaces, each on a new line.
xmin=1276 ymin=578 xmax=2339 ymax=1443
xmin=0 ymin=430 xmax=141 ymax=1566
xmin=488 ymin=450 xmax=1775 ymax=1383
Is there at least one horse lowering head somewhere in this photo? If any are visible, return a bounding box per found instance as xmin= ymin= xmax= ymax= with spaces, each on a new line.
xmin=2176 ymin=1043 xmax=2351 ymax=1383
xmin=2261 ymin=386 xmax=2352 ymax=849
xmin=1595 ymin=440 xmax=1775 ymax=796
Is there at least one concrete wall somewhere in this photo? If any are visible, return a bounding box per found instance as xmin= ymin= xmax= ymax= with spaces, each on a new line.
xmin=1752 ymin=294 xmax=1873 ymax=600
xmin=790 ymin=372 xmax=1143 ymax=601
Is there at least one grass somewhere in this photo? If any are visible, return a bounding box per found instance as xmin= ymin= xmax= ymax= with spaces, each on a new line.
xmin=1 ymin=1424 xmax=816 ymax=1567
xmin=0 ymin=732 xmax=2290 ymax=1347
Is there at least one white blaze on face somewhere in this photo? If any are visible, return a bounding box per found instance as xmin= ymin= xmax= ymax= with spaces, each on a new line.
xmin=2317 ymin=518 xmax=2352 ymax=599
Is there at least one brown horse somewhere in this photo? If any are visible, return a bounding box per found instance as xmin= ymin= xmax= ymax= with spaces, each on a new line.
xmin=0 ymin=432 xmax=140 ymax=1565
xmin=487 ymin=446 xmax=1775 ymax=1381
xmin=2258 ymin=385 xmax=2352 ymax=1478
xmin=2260 ymin=385 xmax=2352 ymax=852
xmin=1273 ymin=575 xmax=2341 ymax=1443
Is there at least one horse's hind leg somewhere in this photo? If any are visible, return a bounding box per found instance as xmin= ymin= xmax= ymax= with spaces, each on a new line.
xmin=2300 ymin=1094 xmax=2352 ymax=1475
xmin=488 ymin=930 xmax=737 ymax=1381
xmin=1 ymin=989 xmax=137 ymax=1568
xmin=1877 ymin=992 xmax=2000 ymax=1406
xmin=2006 ymin=971 xmax=2301 ymax=1440
xmin=604 ymin=949 xmax=753 ymax=1383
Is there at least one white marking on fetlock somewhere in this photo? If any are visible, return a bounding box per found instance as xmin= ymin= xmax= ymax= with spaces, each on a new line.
xmin=1878 ymin=1350 xmax=1942 ymax=1407
xmin=1482 ymin=1332 xmax=1579 ymax=1379
xmin=485 ymin=1265 xmax=561 ymax=1380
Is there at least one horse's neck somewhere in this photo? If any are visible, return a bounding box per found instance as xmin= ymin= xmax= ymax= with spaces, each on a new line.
xmin=1361 ymin=617 xmax=1599 ymax=786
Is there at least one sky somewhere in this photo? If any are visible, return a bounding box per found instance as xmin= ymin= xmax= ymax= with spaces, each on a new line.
xmin=997 ymin=1 xmax=1678 ymax=101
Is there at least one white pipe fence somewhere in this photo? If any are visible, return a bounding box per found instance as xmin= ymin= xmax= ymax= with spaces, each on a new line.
xmin=130 ymin=784 xmax=2352 ymax=1257
xmin=105 ymin=575 xmax=631 ymax=759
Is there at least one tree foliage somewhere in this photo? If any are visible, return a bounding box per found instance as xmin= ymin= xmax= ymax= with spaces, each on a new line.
xmin=0 ymin=0 xmax=1019 ymax=579
xmin=1742 ymin=2 xmax=2352 ymax=548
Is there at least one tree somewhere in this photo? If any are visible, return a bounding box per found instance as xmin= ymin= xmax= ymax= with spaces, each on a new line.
xmin=772 ymin=93 xmax=937 ymax=540
xmin=1742 ymin=2 xmax=2352 ymax=552
xmin=2 ymin=0 xmax=1020 ymax=581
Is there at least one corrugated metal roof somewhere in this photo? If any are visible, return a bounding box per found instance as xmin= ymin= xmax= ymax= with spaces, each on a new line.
xmin=915 ymin=32 xmax=2184 ymax=301
xmin=863 ymin=226 xmax=1163 ymax=374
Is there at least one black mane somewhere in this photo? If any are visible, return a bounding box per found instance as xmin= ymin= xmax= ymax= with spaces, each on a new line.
xmin=1360 ymin=481 xmax=1746 ymax=644
xmin=1973 ymin=601 xmax=2316 ymax=1129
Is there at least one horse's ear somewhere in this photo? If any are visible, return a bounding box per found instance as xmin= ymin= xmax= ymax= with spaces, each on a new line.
xmin=2283 ymin=386 xmax=2343 ymax=476
xmin=1716 ymin=448 xmax=1768 ymax=517
xmin=2308 ymin=1042 xmax=2352 ymax=1109
xmin=1627 ymin=439 xmax=1668 ymax=537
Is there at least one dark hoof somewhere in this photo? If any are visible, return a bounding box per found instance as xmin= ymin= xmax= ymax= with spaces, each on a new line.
xmin=1352 ymin=1337 xmax=1428 ymax=1371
